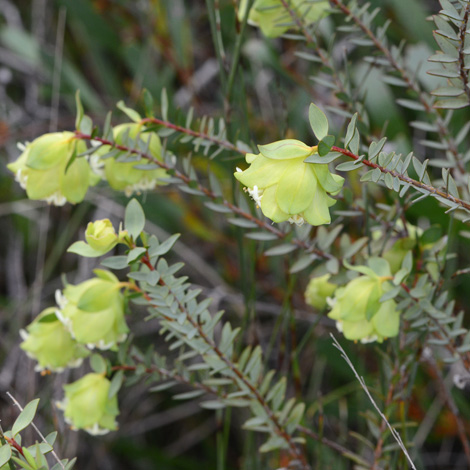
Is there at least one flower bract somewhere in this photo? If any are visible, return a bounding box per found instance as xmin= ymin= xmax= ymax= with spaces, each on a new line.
xmin=57 ymin=270 xmax=129 ymax=350
xmin=58 ymin=373 xmax=119 ymax=435
xmin=20 ymin=308 xmax=89 ymax=372
xmin=7 ymin=132 xmax=99 ymax=205
xmin=327 ymin=260 xmax=401 ymax=343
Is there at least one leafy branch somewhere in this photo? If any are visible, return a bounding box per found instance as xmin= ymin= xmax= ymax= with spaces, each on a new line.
xmin=331 ymin=144 xmax=470 ymax=215
xmin=329 ymin=0 xmax=466 ymax=176
xmin=132 ymin=250 xmax=309 ymax=466
xmin=74 ymin=131 xmax=332 ymax=260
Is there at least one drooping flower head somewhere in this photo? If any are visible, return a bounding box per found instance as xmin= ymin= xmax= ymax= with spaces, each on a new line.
xmin=7 ymin=132 xmax=99 ymax=205
xmin=58 ymin=373 xmax=119 ymax=435
xmin=239 ymin=0 xmax=330 ymax=38
xmin=20 ymin=308 xmax=89 ymax=372
xmin=235 ymin=139 xmax=344 ymax=226
xmin=56 ymin=270 xmax=128 ymax=350
xmin=327 ymin=258 xmax=401 ymax=343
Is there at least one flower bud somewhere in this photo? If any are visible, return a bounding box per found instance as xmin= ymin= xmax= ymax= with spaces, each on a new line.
xmin=20 ymin=308 xmax=89 ymax=372
xmin=327 ymin=274 xmax=401 ymax=343
xmin=234 ymin=140 xmax=344 ymax=226
xmin=305 ymin=274 xmax=337 ymax=310
xmin=239 ymin=0 xmax=330 ymax=38
xmin=7 ymin=132 xmax=99 ymax=205
xmin=85 ymin=219 xmax=122 ymax=255
xmin=57 ymin=270 xmax=128 ymax=350
xmin=93 ymin=123 xmax=168 ymax=196
xmin=58 ymin=373 xmax=119 ymax=435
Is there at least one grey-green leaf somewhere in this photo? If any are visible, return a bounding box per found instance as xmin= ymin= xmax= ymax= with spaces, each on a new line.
xmin=309 ymin=103 xmax=329 ymax=141
xmin=12 ymin=399 xmax=40 ymax=437
xmin=125 ymin=198 xmax=146 ymax=239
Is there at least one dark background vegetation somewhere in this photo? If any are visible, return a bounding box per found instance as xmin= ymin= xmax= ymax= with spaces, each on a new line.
xmin=1 ymin=1 xmax=469 ymax=469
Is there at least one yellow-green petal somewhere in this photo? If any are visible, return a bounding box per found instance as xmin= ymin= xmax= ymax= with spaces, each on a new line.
xmin=235 ymin=154 xmax=293 ymax=188
xmin=371 ymin=301 xmax=400 ymax=338
xmin=276 ymin=162 xmax=316 ymax=214
xmin=260 ymin=185 xmax=290 ymax=222
xmin=61 ymin=158 xmax=92 ymax=203
xmin=313 ymin=164 xmax=345 ymax=194
xmin=302 ymin=184 xmax=332 ymax=226
xmin=25 ymin=167 xmax=61 ymax=200
xmin=258 ymin=139 xmax=314 ymax=160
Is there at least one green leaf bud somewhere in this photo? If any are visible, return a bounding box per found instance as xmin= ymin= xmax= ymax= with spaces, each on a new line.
xmin=57 ymin=373 xmax=119 ymax=435
xmin=56 ymin=270 xmax=128 ymax=350
xmin=305 ymin=274 xmax=337 ymax=310
xmin=234 ymin=140 xmax=344 ymax=226
xmin=20 ymin=308 xmax=89 ymax=372
xmin=85 ymin=219 xmax=125 ymax=255
xmin=7 ymin=132 xmax=99 ymax=205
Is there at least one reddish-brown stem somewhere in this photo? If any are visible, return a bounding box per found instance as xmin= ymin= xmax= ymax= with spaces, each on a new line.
xmin=332 ymin=145 xmax=470 ymax=213
xmin=371 ymin=363 xmax=400 ymax=469
xmin=399 ymin=282 xmax=470 ymax=371
xmin=137 ymin=253 xmax=309 ymax=467
xmin=5 ymin=436 xmax=25 ymax=457
xmin=74 ymin=131 xmax=330 ymax=260
xmin=112 ymin=360 xmax=223 ymax=399
xmin=115 ymin=357 xmax=361 ymax=463
xmin=329 ymin=0 xmax=465 ymax=175
xmin=140 ymin=117 xmax=242 ymax=154
xmin=279 ymin=0 xmax=349 ymax=100
xmin=458 ymin=4 xmax=470 ymax=103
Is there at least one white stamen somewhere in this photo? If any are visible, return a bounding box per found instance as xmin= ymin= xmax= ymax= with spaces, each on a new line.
xmin=288 ymin=215 xmax=305 ymax=226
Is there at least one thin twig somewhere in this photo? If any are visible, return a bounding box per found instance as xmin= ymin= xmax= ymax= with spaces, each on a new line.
xmin=298 ymin=425 xmax=372 ymax=467
xmin=332 ymin=145 xmax=470 ymax=214
xmin=371 ymin=362 xmax=400 ymax=469
xmin=139 ymin=254 xmax=310 ymax=468
xmin=458 ymin=3 xmax=470 ymax=104
xmin=74 ymin=131 xmax=331 ymax=260
xmin=329 ymin=0 xmax=465 ymax=175
xmin=330 ymin=334 xmax=417 ymax=470
xmin=226 ymin=0 xmax=254 ymax=101
xmin=116 ymin=355 xmax=363 ymax=464
xmin=141 ymin=117 xmax=243 ymax=154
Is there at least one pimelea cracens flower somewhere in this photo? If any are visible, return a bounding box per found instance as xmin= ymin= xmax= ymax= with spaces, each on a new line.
xmin=57 ymin=373 xmax=119 ymax=435
xmin=234 ymin=139 xmax=344 ymax=226
xmin=20 ymin=308 xmax=89 ymax=372
xmin=92 ymin=123 xmax=168 ymax=196
xmin=327 ymin=259 xmax=401 ymax=343
xmin=56 ymin=270 xmax=128 ymax=350
xmin=238 ymin=0 xmax=330 ymax=38
xmin=7 ymin=132 xmax=98 ymax=205
xmin=305 ymin=274 xmax=337 ymax=310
